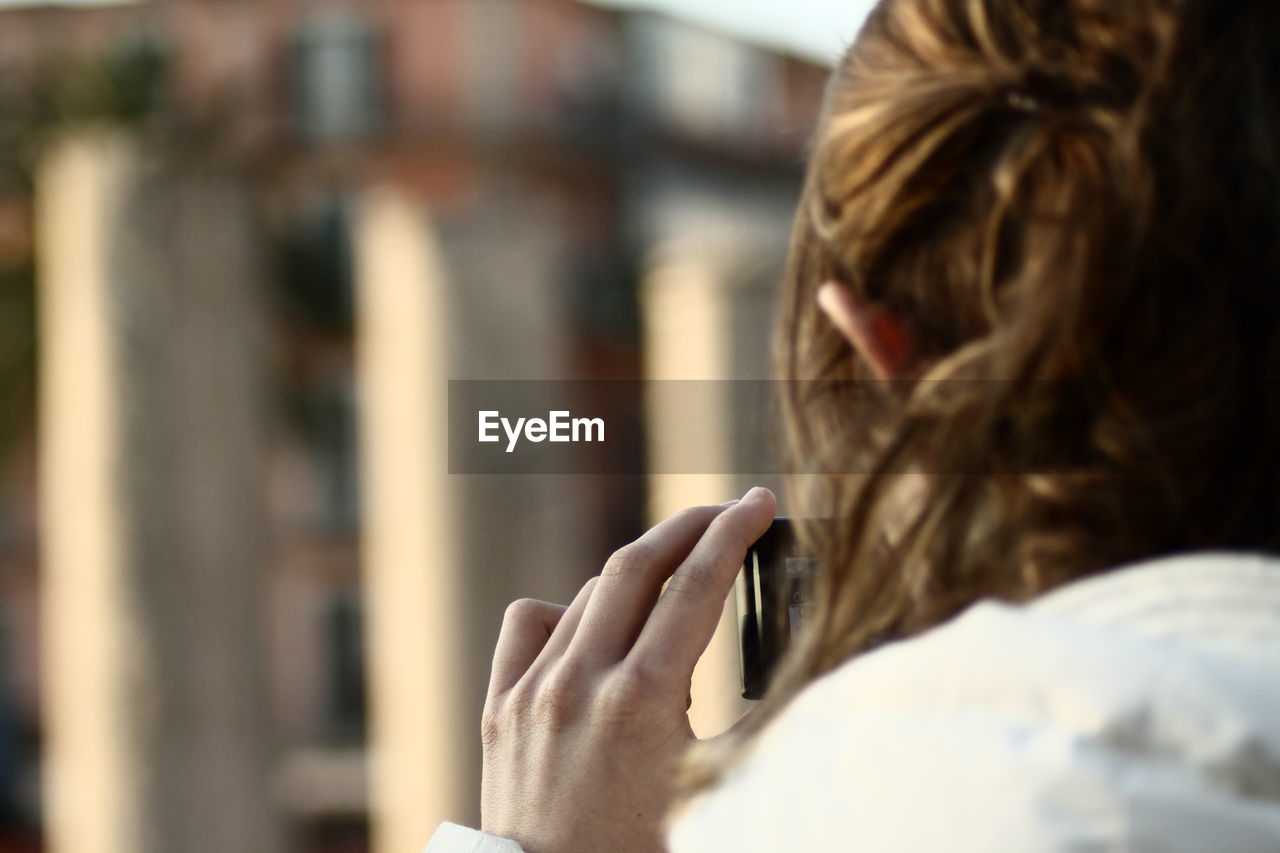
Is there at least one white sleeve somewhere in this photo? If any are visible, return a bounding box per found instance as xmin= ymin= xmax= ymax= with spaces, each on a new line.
xmin=424 ymin=822 xmax=525 ymax=853
xmin=667 ymin=599 xmax=1280 ymax=853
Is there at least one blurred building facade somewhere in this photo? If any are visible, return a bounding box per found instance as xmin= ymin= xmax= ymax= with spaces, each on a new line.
xmin=0 ymin=1 xmax=830 ymax=851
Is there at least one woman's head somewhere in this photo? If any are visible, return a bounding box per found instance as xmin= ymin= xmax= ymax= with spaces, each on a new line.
xmin=781 ymin=0 xmax=1280 ymax=664
xmin=682 ymin=0 xmax=1280 ymax=793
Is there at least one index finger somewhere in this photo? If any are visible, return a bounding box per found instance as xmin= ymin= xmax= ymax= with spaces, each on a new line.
xmin=628 ymin=487 xmax=776 ymax=687
xmin=567 ymin=501 xmax=734 ymax=665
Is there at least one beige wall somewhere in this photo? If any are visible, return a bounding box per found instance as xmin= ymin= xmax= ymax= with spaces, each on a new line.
xmin=641 ymin=241 xmax=787 ymax=738
xmin=37 ymin=131 xmax=279 ymax=853
xmin=354 ymin=187 xmax=465 ymax=853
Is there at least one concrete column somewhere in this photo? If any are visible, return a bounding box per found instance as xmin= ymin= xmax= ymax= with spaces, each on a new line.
xmin=37 ymin=131 xmax=138 ymax=853
xmin=354 ymin=187 xmax=465 ymax=853
xmin=356 ymin=181 xmax=615 ymax=852
xmin=36 ymin=132 xmax=279 ymax=853
xmin=641 ymin=247 xmax=754 ymax=739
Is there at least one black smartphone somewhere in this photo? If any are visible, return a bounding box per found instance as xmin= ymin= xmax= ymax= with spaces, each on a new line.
xmin=735 ymin=518 xmax=819 ymax=700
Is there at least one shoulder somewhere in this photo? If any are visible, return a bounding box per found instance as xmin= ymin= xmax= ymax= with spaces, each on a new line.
xmin=668 ymin=552 xmax=1280 ymax=852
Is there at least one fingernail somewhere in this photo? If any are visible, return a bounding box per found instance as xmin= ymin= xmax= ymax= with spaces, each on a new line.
xmin=720 ymin=498 xmax=740 ymax=507
xmin=742 ymin=486 xmax=770 ymax=503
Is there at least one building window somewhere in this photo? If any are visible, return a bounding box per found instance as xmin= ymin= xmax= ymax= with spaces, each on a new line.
xmin=279 ymin=194 xmax=355 ymax=332
xmin=292 ymin=6 xmax=383 ymax=144
xmin=299 ymin=378 xmax=360 ymax=532
xmin=323 ymin=590 xmax=366 ymax=743
xmin=627 ymin=15 xmax=780 ymax=143
xmin=0 ymin=610 xmax=27 ymax=829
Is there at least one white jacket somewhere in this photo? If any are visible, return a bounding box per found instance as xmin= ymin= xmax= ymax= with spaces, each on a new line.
xmin=427 ymin=551 xmax=1280 ymax=852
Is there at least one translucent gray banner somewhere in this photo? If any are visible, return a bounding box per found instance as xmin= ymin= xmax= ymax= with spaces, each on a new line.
xmin=448 ymin=380 xmax=781 ymax=475
xmin=448 ymin=379 xmax=1219 ymax=476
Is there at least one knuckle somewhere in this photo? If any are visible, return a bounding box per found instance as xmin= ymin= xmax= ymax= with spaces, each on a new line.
xmin=502 ymin=680 xmax=538 ymax=717
xmin=532 ymin=665 xmax=588 ymax=725
xmin=480 ymin=704 xmax=506 ymax=750
xmin=663 ymin=560 xmax=717 ymax=598
xmin=502 ymin=598 xmax=542 ymax=627
xmin=601 ymin=541 xmax=655 ymax=578
xmin=596 ymin=665 xmax=661 ymax=720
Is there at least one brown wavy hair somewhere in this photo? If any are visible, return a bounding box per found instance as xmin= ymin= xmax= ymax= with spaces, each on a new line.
xmin=680 ymin=0 xmax=1280 ymax=795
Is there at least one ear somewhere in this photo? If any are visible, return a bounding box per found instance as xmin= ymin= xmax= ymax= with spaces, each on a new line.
xmin=816 ymin=282 xmax=912 ymax=381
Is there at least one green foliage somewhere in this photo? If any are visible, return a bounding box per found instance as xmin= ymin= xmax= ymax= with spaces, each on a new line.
xmin=38 ymin=34 xmax=168 ymax=128
xmin=0 ymin=258 xmax=34 ymax=476
xmin=0 ymin=34 xmax=168 ymax=190
xmin=0 ymin=33 xmax=168 ymax=471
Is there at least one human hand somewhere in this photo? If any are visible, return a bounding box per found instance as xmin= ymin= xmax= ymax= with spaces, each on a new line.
xmin=479 ymin=487 xmax=777 ymax=853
